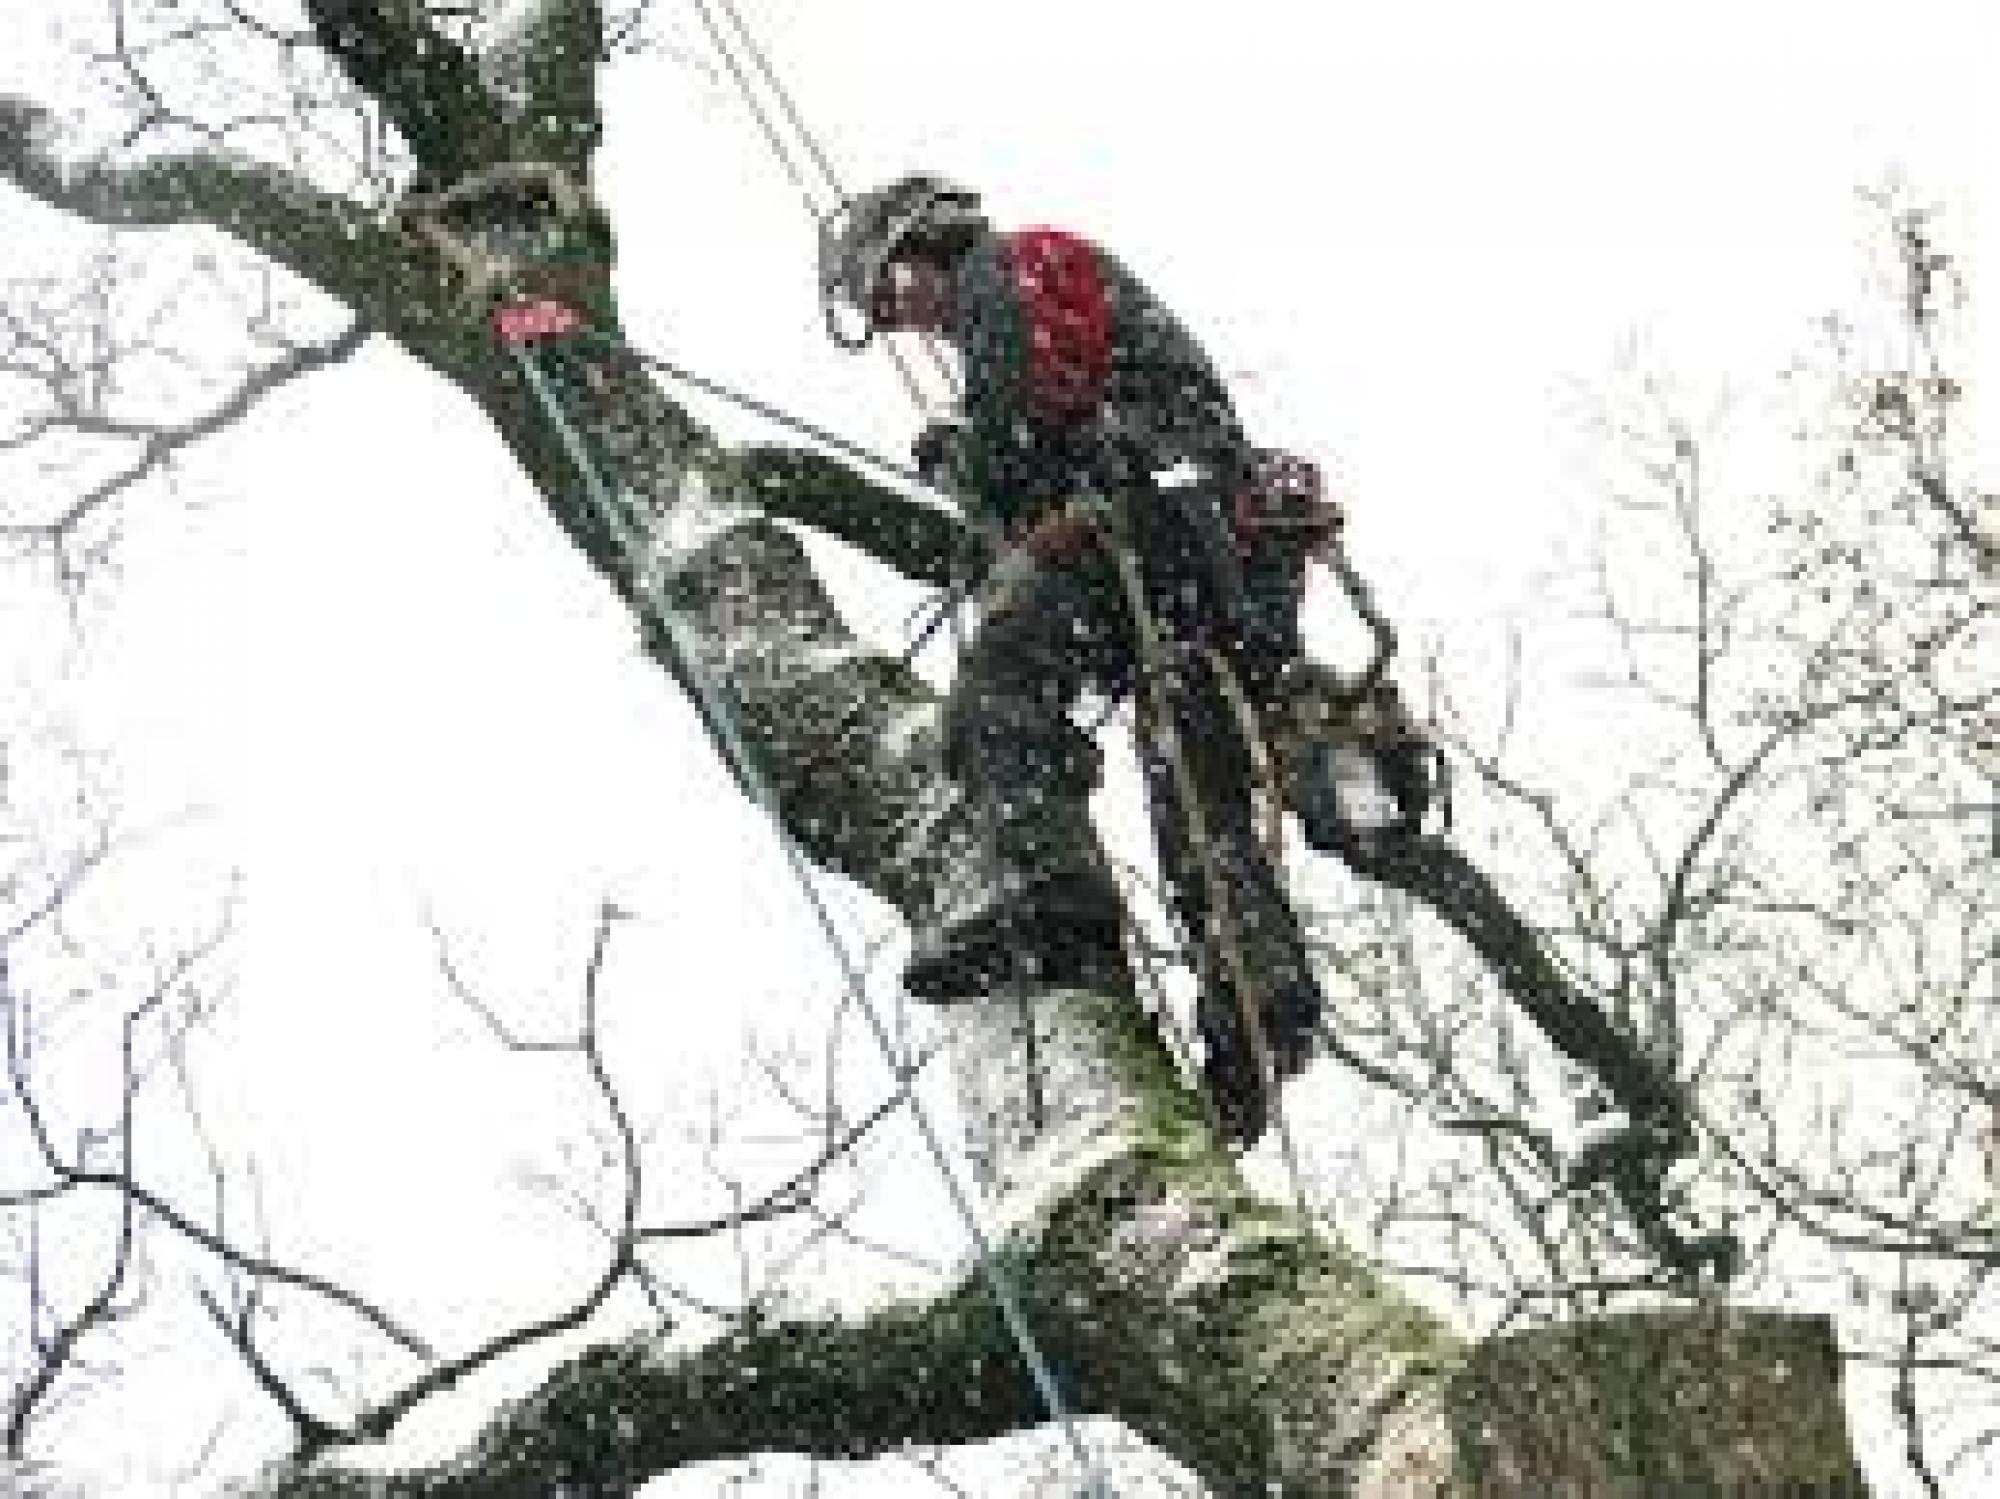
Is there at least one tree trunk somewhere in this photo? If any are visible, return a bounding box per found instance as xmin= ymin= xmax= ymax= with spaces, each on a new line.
xmin=1444 ymin=1310 xmax=1872 ymax=1497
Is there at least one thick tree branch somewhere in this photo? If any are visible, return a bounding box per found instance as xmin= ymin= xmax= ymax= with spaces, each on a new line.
xmin=302 ymin=1 xmax=511 ymax=186
xmin=262 ymin=1073 xmax=1460 ymax=1498
xmin=731 ymin=444 xmax=975 ymax=590
xmin=0 ymin=97 xmax=432 ymax=333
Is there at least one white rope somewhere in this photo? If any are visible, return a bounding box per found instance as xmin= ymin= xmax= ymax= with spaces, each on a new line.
xmin=686 ymin=0 xmax=960 ymax=405
xmin=711 ymin=0 xmax=849 ymax=206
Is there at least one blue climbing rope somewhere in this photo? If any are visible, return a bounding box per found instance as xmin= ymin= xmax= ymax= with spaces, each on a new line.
xmin=505 ymin=334 xmax=1113 ymax=1497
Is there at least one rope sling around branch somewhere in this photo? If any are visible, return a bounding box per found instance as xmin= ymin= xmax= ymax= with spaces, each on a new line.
xmin=504 ymin=338 xmax=1115 ymax=1498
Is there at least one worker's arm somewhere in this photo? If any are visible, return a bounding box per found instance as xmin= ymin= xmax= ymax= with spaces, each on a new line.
xmin=1095 ymin=251 xmax=1253 ymax=483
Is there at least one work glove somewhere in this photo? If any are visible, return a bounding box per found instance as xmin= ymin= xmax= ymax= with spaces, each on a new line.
xmin=1234 ymin=449 xmax=1344 ymax=555
xmin=912 ymin=419 xmax=972 ymax=493
xmin=1012 ymin=502 xmax=1101 ymax=563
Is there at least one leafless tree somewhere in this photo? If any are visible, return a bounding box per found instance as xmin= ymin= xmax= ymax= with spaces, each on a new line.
xmin=1416 ymin=185 xmax=1997 ymax=1491
xmin=2 ymin=4 xmax=1986 ymax=1496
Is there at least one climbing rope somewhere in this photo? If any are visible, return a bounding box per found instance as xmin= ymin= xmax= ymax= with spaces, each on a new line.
xmin=709 ymin=0 xmax=848 ymax=201
xmin=503 ymin=330 xmax=1113 ymax=1497
xmin=686 ymin=0 xmax=961 ymax=405
xmin=685 ymin=0 xmax=829 ymax=223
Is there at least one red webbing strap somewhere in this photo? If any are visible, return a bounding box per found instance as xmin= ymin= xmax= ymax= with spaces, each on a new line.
xmin=493 ymin=298 xmax=585 ymax=345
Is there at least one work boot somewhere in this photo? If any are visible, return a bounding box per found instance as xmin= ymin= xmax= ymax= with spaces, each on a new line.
xmin=1205 ymin=1054 xmax=1268 ymax=1150
xmin=1200 ymin=975 xmax=1320 ymax=1149
xmin=903 ymin=868 xmax=1126 ymax=1002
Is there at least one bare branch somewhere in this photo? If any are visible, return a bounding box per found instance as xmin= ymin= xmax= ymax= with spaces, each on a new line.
xmin=1 ymin=316 xmax=369 ymax=550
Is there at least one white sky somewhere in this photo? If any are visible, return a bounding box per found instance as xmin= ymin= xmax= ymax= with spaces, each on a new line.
xmin=2 ymin=1 xmax=1997 ymax=1495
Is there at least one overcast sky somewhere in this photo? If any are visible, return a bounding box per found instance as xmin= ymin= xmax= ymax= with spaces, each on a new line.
xmin=3 ymin=1 xmax=1997 ymax=1494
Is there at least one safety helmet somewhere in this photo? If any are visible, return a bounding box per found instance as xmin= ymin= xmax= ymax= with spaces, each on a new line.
xmin=819 ymin=173 xmax=985 ymax=349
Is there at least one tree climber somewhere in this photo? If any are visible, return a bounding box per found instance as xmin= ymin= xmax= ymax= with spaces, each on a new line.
xmin=819 ymin=175 xmax=1729 ymax=1272
xmin=820 ymin=173 xmax=1325 ymax=1146
xmin=307 ymin=0 xmax=1726 ymax=1267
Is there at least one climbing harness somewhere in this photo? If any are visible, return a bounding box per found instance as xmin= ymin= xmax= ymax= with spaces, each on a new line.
xmin=492 ymin=299 xmax=1113 ymax=1495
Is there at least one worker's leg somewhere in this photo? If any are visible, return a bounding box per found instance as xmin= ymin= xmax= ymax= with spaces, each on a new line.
xmin=903 ymin=563 xmax=1129 ymax=1002
xmin=1086 ymin=477 xmax=1323 ymax=1144
xmin=1142 ymin=649 xmax=1324 ymax=1146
